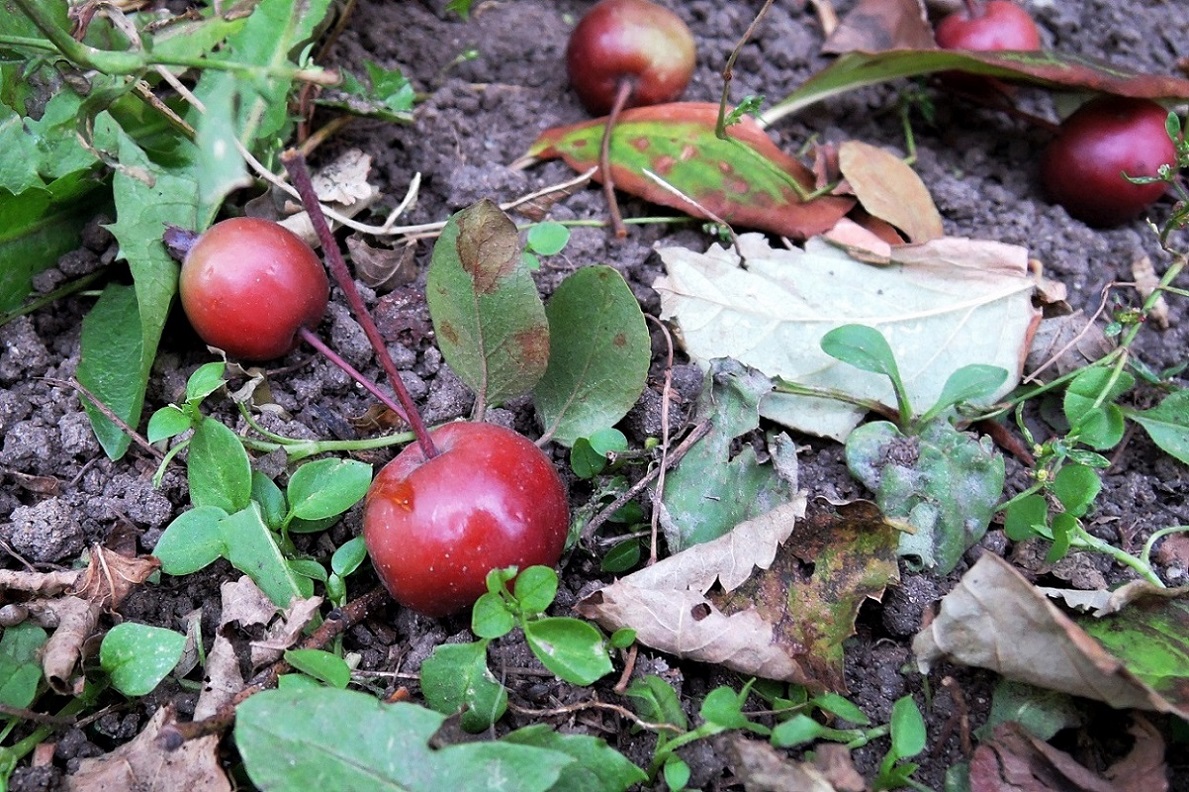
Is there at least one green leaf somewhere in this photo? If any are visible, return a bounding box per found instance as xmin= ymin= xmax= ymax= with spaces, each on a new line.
xmin=889 ymin=696 xmax=927 ymax=760
xmin=513 ymin=566 xmax=559 ymax=616
xmin=571 ymin=428 xmax=629 ymax=478
xmin=922 ymin=364 xmax=1009 ymax=423
xmin=185 ymin=361 xmax=227 ymax=404
xmin=472 ymin=592 xmax=517 ymax=640
xmin=100 ymin=623 xmax=186 ymax=697
xmin=1127 ymin=390 xmax=1189 ymax=464
xmin=1063 ymin=368 xmax=1135 ymax=450
xmin=321 ymin=60 xmax=415 ymax=124
xmin=600 ymin=538 xmax=641 ymax=573
xmin=252 ymin=471 xmax=288 ymax=531
xmin=1003 ymin=494 xmax=1049 ymax=542
xmin=770 ymin=714 xmax=827 ymax=747
xmin=846 ymin=419 xmax=1004 ymax=572
xmin=659 ymin=359 xmax=798 ymax=551
xmin=236 ymin=689 xmax=572 ymax=789
xmin=286 ymin=458 xmax=372 ymax=522
xmin=523 ymin=618 xmax=613 ymax=685
xmin=1047 ymin=511 xmax=1077 ymax=562
xmin=1053 ymin=464 xmax=1101 ymax=517
xmin=812 ymin=692 xmax=870 ymax=726
xmin=700 ymin=686 xmax=756 ymax=731
xmin=330 ymin=536 xmax=368 ymax=579
xmin=219 ymin=504 xmax=306 ymax=608
xmin=0 ymin=623 xmax=47 ymax=709
xmin=188 ymin=418 xmax=253 ymax=513
xmin=427 ymin=199 xmax=550 ymax=409
xmin=415 ymin=642 xmax=508 ymax=733
xmin=76 ymin=283 xmax=144 ymax=460
xmin=983 ymin=680 xmax=1082 ymax=743
xmin=821 ymin=324 xmax=902 ymax=381
xmin=147 ymin=405 xmax=192 ymax=444
xmin=525 ymin=222 xmax=570 ymax=256
xmin=503 ymin=725 xmax=647 ymax=792
xmin=625 ymin=675 xmax=688 ymax=734
xmin=534 ymin=265 xmax=651 ymax=446
xmin=284 ymin=649 xmax=351 ymax=689
xmin=154 ymin=505 xmax=228 ymax=575
xmin=1075 ymin=597 xmax=1189 ymax=710
xmin=662 ymin=756 xmax=691 ymax=791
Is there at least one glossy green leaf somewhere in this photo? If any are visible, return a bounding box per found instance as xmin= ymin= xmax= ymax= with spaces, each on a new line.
xmin=154 ymin=505 xmax=228 ymax=575
xmin=188 ymin=418 xmax=253 ymax=513
xmin=1126 ymin=390 xmax=1189 ymax=464
xmin=523 ymin=617 xmax=613 ymax=686
xmin=503 ymin=725 xmax=647 ymax=792
xmin=471 ymin=593 xmax=516 ymax=639
xmin=330 ymin=536 xmax=368 ymax=578
xmin=236 ymin=689 xmax=572 ymax=789
xmin=813 ymin=692 xmax=870 ymax=726
xmin=846 ymin=419 xmax=1003 ymax=572
xmin=219 ymin=503 xmax=306 ymax=608
xmin=821 ymin=324 xmax=902 ymax=380
xmin=100 ymin=623 xmax=186 ymax=697
xmin=284 ymin=649 xmax=351 ymax=689
xmin=427 ymin=199 xmax=550 ymax=409
xmin=286 ymin=458 xmax=372 ymax=521
xmin=147 ymin=406 xmax=192 ymax=444
xmin=414 ymin=642 xmax=508 ymax=733
xmin=320 ymin=60 xmax=415 ymax=124
xmin=1053 ymin=463 xmax=1101 ymax=517
xmin=513 ymin=565 xmax=559 ymax=616
xmin=534 ymin=265 xmax=650 ymax=447
xmin=526 ymin=103 xmax=852 ymax=239
xmin=0 ymin=623 xmax=47 ymax=709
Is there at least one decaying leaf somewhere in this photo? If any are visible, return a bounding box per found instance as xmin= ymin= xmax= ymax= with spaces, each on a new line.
xmin=822 ymin=0 xmax=934 ymax=56
xmin=26 ymin=596 xmax=99 ymax=694
xmin=655 ymin=234 xmax=1039 ymax=440
xmin=520 ymin=102 xmax=854 ymax=239
xmin=914 ymin=554 xmax=1189 ymax=717
xmin=71 ymin=546 xmax=160 ymax=610
xmin=724 ymin=734 xmax=842 ymax=792
xmin=249 ymin=590 xmax=323 ymax=670
xmin=66 ymin=705 xmax=230 ymax=792
xmin=579 ymin=498 xmax=900 ymax=690
xmin=1025 ymin=311 xmax=1115 ymax=379
xmin=836 ymin=140 xmax=943 ymax=243
xmin=278 ymin=149 xmax=381 ymax=245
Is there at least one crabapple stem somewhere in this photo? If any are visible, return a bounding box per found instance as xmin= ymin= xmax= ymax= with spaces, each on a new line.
xmin=600 ymin=78 xmax=635 ymax=239
xmin=281 ymin=150 xmax=439 ymax=459
xmin=296 ymin=327 xmax=409 ymax=424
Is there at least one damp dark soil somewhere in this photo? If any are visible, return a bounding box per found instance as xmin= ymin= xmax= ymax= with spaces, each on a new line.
xmin=3 ymin=1 xmax=1189 ymax=789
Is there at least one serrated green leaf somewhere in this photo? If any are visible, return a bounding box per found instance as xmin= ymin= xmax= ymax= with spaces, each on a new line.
xmin=503 ymin=725 xmax=647 ymax=792
xmin=286 ymin=458 xmax=372 ymax=522
xmin=154 ymin=505 xmax=228 ymax=575
xmin=427 ymin=200 xmax=550 ymax=409
xmin=523 ymin=617 xmax=613 ymax=686
xmin=534 ymin=265 xmax=650 ymax=446
xmin=100 ymin=623 xmax=186 ymax=697
xmin=188 ymin=418 xmax=253 ymax=513
xmin=236 ymin=689 xmax=572 ymax=790
xmin=1126 ymin=390 xmax=1189 ymax=464
xmin=414 ymin=642 xmax=508 ymax=733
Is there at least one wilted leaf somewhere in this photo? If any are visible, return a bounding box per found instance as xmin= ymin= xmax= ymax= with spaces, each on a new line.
xmin=821 ymin=0 xmax=934 ymax=54
xmin=762 ymin=48 xmax=1189 ymax=125
xmin=534 ymin=266 xmax=650 ymax=446
xmin=724 ymin=734 xmax=842 ymax=792
xmin=655 ymin=234 xmax=1038 ymax=441
xmin=521 ymin=102 xmax=853 ymax=239
xmin=427 ymin=200 xmax=550 ymax=410
xmin=914 ymin=554 xmax=1189 ymax=717
xmin=659 ymin=360 xmax=800 ymax=551
xmin=837 ymin=141 xmax=943 ymax=243
xmin=67 ymin=706 xmax=230 ymax=792
xmin=846 ymin=419 xmax=1004 ymax=572
xmin=580 ymin=498 xmax=899 ymax=690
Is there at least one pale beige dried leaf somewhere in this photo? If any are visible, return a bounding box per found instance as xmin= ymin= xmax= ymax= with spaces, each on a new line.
xmin=725 ymin=734 xmax=840 ymax=792
xmin=838 ymin=141 xmax=943 ymax=242
xmin=66 ymin=706 xmax=230 ymax=792
xmin=26 ymin=596 xmax=99 ymax=695
xmin=576 ymin=498 xmax=809 ymax=682
xmin=279 ymin=149 xmax=380 ymax=245
xmin=0 ymin=568 xmax=80 ymax=597
xmin=194 ymin=630 xmax=244 ymax=720
xmin=655 ymin=234 xmax=1038 ymax=440
xmin=219 ymin=576 xmax=278 ymax=629
xmin=1131 ymin=253 xmax=1169 ymax=329
xmin=250 ymin=593 xmax=323 ymax=669
xmin=913 ymin=554 xmax=1182 ymax=715
xmin=822 ymin=0 xmax=934 ymax=54
xmin=1025 ymin=311 xmax=1114 ymax=379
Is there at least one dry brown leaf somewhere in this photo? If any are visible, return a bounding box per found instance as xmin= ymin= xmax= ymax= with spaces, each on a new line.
xmin=813 ymin=744 xmax=867 ymax=792
xmin=0 ymin=568 xmax=80 ymax=597
xmin=66 ymin=706 xmax=231 ymax=792
xmin=25 ymin=596 xmax=99 ymax=694
xmin=1106 ymin=716 xmax=1169 ymax=792
xmin=348 ymin=235 xmax=417 ymax=292
xmin=837 ymin=140 xmax=943 ymax=243
xmin=822 ymin=0 xmax=935 ymax=54
xmin=194 ymin=629 xmax=244 ymax=720
xmin=724 ymin=734 xmax=840 ymax=792
xmin=71 ymin=546 xmax=159 ymax=611
xmin=1025 ymin=311 xmax=1115 ymax=379
xmin=250 ymin=592 xmax=323 ymax=669
xmin=913 ymin=554 xmax=1185 ymax=716
xmin=219 ymin=576 xmax=279 ymax=629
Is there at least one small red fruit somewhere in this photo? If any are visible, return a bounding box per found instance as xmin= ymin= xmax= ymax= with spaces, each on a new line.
xmin=179 ymin=217 xmax=329 ymax=360
xmin=566 ymin=0 xmax=696 ymax=116
xmin=363 ymin=422 xmax=570 ymax=618
xmin=934 ymin=0 xmax=1041 ymax=52
xmin=1040 ymin=96 xmax=1177 ymax=226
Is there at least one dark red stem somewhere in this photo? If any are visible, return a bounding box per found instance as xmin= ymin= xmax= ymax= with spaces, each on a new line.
xmin=599 ymin=78 xmax=635 ymax=239
xmin=297 ymin=327 xmax=409 ymax=424
xmin=281 ymin=150 xmax=438 ymax=459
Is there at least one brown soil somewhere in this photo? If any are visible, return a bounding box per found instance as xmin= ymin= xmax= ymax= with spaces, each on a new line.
xmin=3 ymin=0 xmax=1189 ymax=789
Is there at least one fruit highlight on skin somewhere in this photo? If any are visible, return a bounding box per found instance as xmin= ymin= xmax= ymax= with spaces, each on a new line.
xmin=178 ymin=217 xmax=329 ymax=361
xmin=565 ymin=0 xmax=696 ymax=116
xmin=363 ymin=421 xmax=570 ymax=618
xmin=1039 ymin=96 xmax=1177 ymax=227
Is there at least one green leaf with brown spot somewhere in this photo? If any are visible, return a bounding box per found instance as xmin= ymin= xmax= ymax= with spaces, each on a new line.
xmin=427 ymin=199 xmax=550 ymax=411
xmin=523 ymin=102 xmax=853 ymax=240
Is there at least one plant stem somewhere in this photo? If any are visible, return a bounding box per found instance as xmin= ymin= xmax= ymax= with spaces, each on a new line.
xmin=1073 ymin=529 xmax=1164 ymax=587
xmin=599 ymin=79 xmax=634 ymax=239
xmin=281 ymin=150 xmax=438 ymax=459
xmin=297 ymin=327 xmax=408 ymax=423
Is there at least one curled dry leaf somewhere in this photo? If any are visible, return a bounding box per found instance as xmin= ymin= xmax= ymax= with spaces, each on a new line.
xmin=278 ymin=149 xmax=381 ymax=245
xmin=66 ymin=705 xmax=230 ymax=792
xmin=71 ymin=546 xmax=160 ymax=610
xmin=655 ymin=233 xmax=1040 ymax=440
xmin=26 ymin=596 xmax=99 ymax=695
xmin=1025 ymin=311 xmax=1115 ymax=379
xmin=836 ymin=140 xmax=943 ymax=243
xmin=822 ymin=0 xmax=934 ymax=54
xmin=725 ymin=734 xmax=842 ymax=792
xmin=913 ymin=554 xmax=1189 ymax=717
xmin=249 ymin=590 xmax=323 ymax=670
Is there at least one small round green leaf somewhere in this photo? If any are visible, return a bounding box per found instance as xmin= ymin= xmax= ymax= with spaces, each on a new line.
xmin=513 ymin=565 xmax=558 ymax=615
xmin=154 ymin=506 xmax=228 ymax=575
xmin=0 ymin=623 xmax=47 ymax=709
xmin=472 ymin=592 xmax=516 ymax=639
xmin=523 ymin=617 xmax=613 ymax=685
xmin=1053 ymin=464 xmax=1101 ymax=517
xmin=1003 ymin=494 xmax=1049 ymax=542
xmin=100 ymin=623 xmax=186 ymax=696
xmin=287 ymin=459 xmax=372 ymax=521
xmin=526 ymin=222 xmax=570 ymax=256
xmin=662 ymin=756 xmax=691 ymax=791
xmin=147 ymin=405 xmax=192 ymax=444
